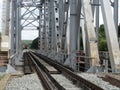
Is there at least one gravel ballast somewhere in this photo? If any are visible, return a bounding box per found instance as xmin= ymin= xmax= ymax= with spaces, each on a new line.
xmin=52 ymin=74 xmax=81 ymax=90
xmin=78 ymin=73 xmax=120 ymax=90
xmin=5 ymin=73 xmax=44 ymax=90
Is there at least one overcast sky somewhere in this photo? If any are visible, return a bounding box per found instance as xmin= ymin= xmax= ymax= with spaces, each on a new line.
xmin=0 ymin=1 xmax=2 ymax=31
xmin=0 ymin=1 xmax=120 ymax=40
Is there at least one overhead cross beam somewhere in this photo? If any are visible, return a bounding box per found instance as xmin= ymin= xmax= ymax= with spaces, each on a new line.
xmin=8 ymin=0 xmax=120 ymax=72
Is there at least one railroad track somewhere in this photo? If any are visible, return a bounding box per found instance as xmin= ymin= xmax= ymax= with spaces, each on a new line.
xmin=24 ymin=51 xmax=65 ymax=90
xmin=98 ymin=73 xmax=120 ymax=88
xmin=23 ymin=51 xmax=104 ymax=90
xmin=23 ymin=52 xmax=34 ymax=74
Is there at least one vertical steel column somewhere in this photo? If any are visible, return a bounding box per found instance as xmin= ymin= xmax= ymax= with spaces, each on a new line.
xmin=18 ymin=0 xmax=22 ymax=56
xmin=101 ymin=0 xmax=120 ymax=72
xmin=81 ymin=19 xmax=86 ymax=53
xmin=40 ymin=5 xmax=43 ymax=50
xmin=14 ymin=0 xmax=19 ymax=65
xmin=50 ymin=0 xmax=57 ymax=51
xmin=80 ymin=5 xmax=86 ymax=53
xmin=59 ymin=0 xmax=64 ymax=52
xmin=45 ymin=1 xmax=49 ymax=51
xmin=48 ymin=1 xmax=52 ymax=50
xmin=114 ymin=0 xmax=118 ymax=37
xmin=96 ymin=0 xmax=99 ymax=41
xmin=38 ymin=5 xmax=42 ymax=50
xmin=55 ymin=1 xmax=60 ymax=52
xmin=41 ymin=3 xmax=44 ymax=50
xmin=16 ymin=0 xmax=19 ymax=54
xmin=15 ymin=0 xmax=22 ymax=65
xmin=10 ymin=0 xmax=15 ymax=55
xmin=43 ymin=1 xmax=47 ymax=50
xmin=76 ymin=0 xmax=81 ymax=51
xmin=69 ymin=0 xmax=78 ymax=69
xmin=60 ymin=0 xmax=69 ymax=53
xmin=69 ymin=0 xmax=77 ymax=52
xmin=14 ymin=0 xmax=17 ymax=53
xmin=41 ymin=5 xmax=44 ymax=50
xmin=18 ymin=5 xmax=22 ymax=55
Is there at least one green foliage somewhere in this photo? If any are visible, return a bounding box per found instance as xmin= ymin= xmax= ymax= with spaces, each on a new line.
xmin=29 ymin=24 xmax=120 ymax=51
xmin=99 ymin=39 xmax=108 ymax=51
xmin=98 ymin=24 xmax=120 ymax=51
xmin=0 ymin=32 xmax=1 ymax=38
xmin=118 ymin=24 xmax=120 ymax=37
xmin=98 ymin=24 xmax=108 ymax=51
xmin=0 ymin=74 xmax=5 ymax=81
xmin=99 ymin=25 xmax=105 ymax=38
xmin=80 ymin=29 xmax=83 ymax=50
xmin=22 ymin=40 xmax=32 ymax=45
xmin=22 ymin=40 xmax=32 ymax=49
xmin=30 ymin=38 xmax=39 ymax=49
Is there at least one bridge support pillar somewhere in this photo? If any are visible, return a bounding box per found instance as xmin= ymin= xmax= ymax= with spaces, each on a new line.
xmin=83 ymin=0 xmax=100 ymax=67
xmin=101 ymin=0 xmax=120 ymax=72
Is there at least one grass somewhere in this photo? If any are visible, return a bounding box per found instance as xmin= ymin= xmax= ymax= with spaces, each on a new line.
xmin=22 ymin=40 xmax=32 ymax=45
xmin=0 ymin=74 xmax=5 ymax=81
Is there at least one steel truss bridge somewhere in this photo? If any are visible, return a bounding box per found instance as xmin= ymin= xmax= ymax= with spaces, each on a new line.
xmin=2 ymin=0 xmax=120 ymax=73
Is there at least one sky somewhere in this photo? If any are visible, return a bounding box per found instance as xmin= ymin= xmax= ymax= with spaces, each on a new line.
xmin=0 ymin=1 xmax=2 ymax=31
xmin=0 ymin=1 xmax=120 ymax=40
xmin=0 ymin=1 xmax=39 ymax=40
xmin=21 ymin=30 xmax=38 ymax=40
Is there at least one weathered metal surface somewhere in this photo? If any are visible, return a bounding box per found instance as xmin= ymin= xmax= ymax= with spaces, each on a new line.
xmin=83 ymin=0 xmax=100 ymax=66
xmin=100 ymin=0 xmax=120 ymax=72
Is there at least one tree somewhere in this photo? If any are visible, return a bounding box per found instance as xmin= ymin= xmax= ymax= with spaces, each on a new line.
xmin=0 ymin=32 xmax=1 ymax=41
xmin=118 ymin=24 xmax=120 ymax=37
xmin=30 ymin=37 xmax=39 ymax=49
xmin=98 ymin=24 xmax=108 ymax=51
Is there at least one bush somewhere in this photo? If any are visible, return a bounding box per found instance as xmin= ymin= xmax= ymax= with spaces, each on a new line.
xmin=98 ymin=25 xmax=108 ymax=51
xmin=30 ymin=38 xmax=39 ymax=49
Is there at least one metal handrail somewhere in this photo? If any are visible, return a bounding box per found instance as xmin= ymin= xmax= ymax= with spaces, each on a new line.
xmin=9 ymin=53 xmax=17 ymax=67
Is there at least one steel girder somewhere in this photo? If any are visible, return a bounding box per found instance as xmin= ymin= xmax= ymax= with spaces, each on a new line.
xmin=8 ymin=0 xmax=120 ymax=72
xmin=100 ymin=0 xmax=120 ymax=72
xmin=83 ymin=0 xmax=100 ymax=67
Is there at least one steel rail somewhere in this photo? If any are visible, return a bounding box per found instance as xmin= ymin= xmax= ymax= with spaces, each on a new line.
xmin=101 ymin=74 xmax=120 ymax=88
xmin=24 ymin=52 xmax=65 ymax=90
xmin=32 ymin=51 xmax=104 ymax=90
xmin=28 ymin=52 xmax=65 ymax=90
xmin=27 ymin=52 xmax=57 ymax=90
xmin=23 ymin=52 xmax=33 ymax=74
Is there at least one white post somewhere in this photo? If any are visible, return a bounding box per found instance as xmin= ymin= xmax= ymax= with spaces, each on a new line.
xmin=83 ymin=0 xmax=100 ymax=66
xmin=101 ymin=0 xmax=120 ymax=72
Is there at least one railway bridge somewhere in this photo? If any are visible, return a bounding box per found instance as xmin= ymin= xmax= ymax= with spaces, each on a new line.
xmin=0 ymin=0 xmax=120 ymax=73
